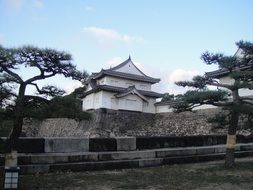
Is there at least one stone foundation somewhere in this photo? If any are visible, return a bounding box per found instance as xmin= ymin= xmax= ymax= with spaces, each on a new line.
xmin=22 ymin=108 xmax=252 ymax=137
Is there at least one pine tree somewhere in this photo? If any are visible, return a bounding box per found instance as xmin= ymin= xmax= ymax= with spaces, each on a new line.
xmin=174 ymin=41 xmax=253 ymax=167
xmin=0 ymin=45 xmax=88 ymax=152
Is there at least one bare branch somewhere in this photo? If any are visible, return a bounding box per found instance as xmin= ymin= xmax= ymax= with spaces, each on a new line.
xmin=25 ymin=71 xmax=56 ymax=84
xmin=212 ymin=101 xmax=233 ymax=107
xmin=1 ymin=66 xmax=23 ymax=83
xmin=29 ymin=83 xmax=42 ymax=94
xmin=206 ymin=81 xmax=233 ymax=90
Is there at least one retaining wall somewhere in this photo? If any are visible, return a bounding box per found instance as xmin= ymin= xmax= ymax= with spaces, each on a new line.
xmin=1 ymin=135 xmax=253 ymax=153
xmin=1 ymin=136 xmax=253 ymax=174
xmin=21 ymin=108 xmax=252 ymax=138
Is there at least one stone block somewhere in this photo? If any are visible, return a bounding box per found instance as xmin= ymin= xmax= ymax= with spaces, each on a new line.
xmin=44 ymin=138 xmax=89 ymax=153
xmin=196 ymin=147 xmax=215 ymax=155
xmin=30 ymin=155 xmax=68 ymax=164
xmin=139 ymin=158 xmax=163 ymax=167
xmin=98 ymin=150 xmax=156 ymax=161
xmin=116 ymin=137 xmax=136 ymax=151
xmin=49 ymin=160 xmax=139 ymax=172
xmin=18 ymin=155 xmax=31 ymax=165
xmin=156 ymin=147 xmax=196 ymax=158
xmin=234 ymin=144 xmax=241 ymax=151
xmin=18 ymin=138 xmax=45 ymax=153
xmin=214 ymin=145 xmax=226 ymax=153
xmin=239 ymin=143 xmax=253 ymax=151
xmin=68 ymin=153 xmax=98 ymax=162
xmin=89 ymin=138 xmax=117 ymax=151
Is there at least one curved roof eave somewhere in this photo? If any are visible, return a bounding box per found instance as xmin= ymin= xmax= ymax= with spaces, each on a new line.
xmin=92 ymin=70 xmax=160 ymax=84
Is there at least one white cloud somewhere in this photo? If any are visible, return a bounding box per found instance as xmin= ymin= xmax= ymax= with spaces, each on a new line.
xmin=33 ymin=0 xmax=43 ymax=8
xmin=167 ymin=69 xmax=200 ymax=83
xmin=82 ymin=26 xmax=145 ymax=44
xmin=7 ymin=0 xmax=25 ymax=10
xmin=5 ymin=0 xmax=43 ymax=13
xmin=152 ymin=69 xmax=201 ymax=95
xmin=64 ymin=81 xmax=83 ymax=94
xmin=103 ymin=57 xmax=201 ymax=95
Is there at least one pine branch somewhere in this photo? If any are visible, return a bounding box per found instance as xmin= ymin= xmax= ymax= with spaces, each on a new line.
xmin=1 ymin=66 xmax=23 ymax=83
xmin=240 ymin=96 xmax=253 ymax=101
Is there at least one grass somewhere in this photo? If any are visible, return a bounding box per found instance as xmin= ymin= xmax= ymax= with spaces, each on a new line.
xmin=4 ymin=158 xmax=253 ymax=190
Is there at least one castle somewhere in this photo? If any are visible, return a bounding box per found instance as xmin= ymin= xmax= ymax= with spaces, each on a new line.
xmin=81 ymin=56 xmax=163 ymax=113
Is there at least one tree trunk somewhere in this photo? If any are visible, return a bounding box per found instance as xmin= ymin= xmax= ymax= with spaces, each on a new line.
xmin=225 ymin=110 xmax=239 ymax=167
xmin=6 ymin=83 xmax=26 ymax=153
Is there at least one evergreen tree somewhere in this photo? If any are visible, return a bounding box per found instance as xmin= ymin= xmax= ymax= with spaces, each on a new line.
xmin=174 ymin=41 xmax=253 ymax=167
xmin=161 ymin=93 xmax=174 ymax=102
xmin=0 ymin=45 xmax=88 ymax=152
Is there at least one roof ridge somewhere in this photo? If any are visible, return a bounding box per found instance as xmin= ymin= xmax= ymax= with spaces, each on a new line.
xmin=81 ymin=85 xmax=163 ymax=98
xmin=105 ymin=56 xmax=131 ymax=71
xmin=115 ymin=85 xmax=148 ymax=102
xmin=105 ymin=56 xmax=148 ymax=77
xmin=104 ymin=70 xmax=158 ymax=79
xmin=92 ymin=69 xmax=160 ymax=84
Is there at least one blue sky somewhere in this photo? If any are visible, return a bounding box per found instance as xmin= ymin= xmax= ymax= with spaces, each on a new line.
xmin=1 ymin=0 xmax=253 ymax=94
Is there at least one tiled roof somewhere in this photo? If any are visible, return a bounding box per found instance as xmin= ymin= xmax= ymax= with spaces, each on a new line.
xmin=107 ymin=56 xmax=148 ymax=76
xmin=87 ymin=56 xmax=160 ymax=84
xmin=115 ymin=86 xmax=148 ymax=102
xmin=205 ymin=49 xmax=253 ymax=78
xmin=92 ymin=69 xmax=160 ymax=84
xmin=205 ymin=63 xmax=253 ymax=78
xmin=154 ymin=100 xmax=178 ymax=106
xmin=81 ymin=85 xmax=163 ymax=98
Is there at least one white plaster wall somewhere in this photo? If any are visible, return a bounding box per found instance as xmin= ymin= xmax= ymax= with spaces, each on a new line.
xmin=100 ymin=92 xmax=144 ymax=112
xmin=114 ymin=61 xmax=144 ymax=76
xmin=118 ymin=94 xmax=143 ymax=112
xmin=143 ymin=98 xmax=156 ymax=113
xmin=155 ymin=104 xmax=217 ymax=113
xmin=101 ymin=91 xmax=114 ymax=109
xmin=94 ymin=91 xmax=103 ymax=109
xmin=103 ymin=76 xmax=152 ymax=91
xmin=82 ymin=92 xmax=103 ymax=110
xmin=219 ymin=76 xmax=235 ymax=85
xmin=83 ymin=91 xmax=158 ymax=113
xmin=156 ymin=105 xmax=173 ymax=113
xmin=193 ymin=104 xmax=217 ymax=110
xmin=239 ymin=88 xmax=253 ymax=97
xmin=219 ymin=76 xmax=253 ymax=97
xmin=82 ymin=94 xmax=94 ymax=110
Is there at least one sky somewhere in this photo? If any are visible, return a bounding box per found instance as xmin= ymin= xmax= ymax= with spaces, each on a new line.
xmin=1 ymin=0 xmax=253 ymax=95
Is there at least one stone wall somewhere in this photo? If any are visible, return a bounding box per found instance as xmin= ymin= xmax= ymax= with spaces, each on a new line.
xmin=22 ymin=108 xmax=251 ymax=137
